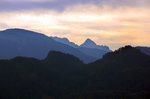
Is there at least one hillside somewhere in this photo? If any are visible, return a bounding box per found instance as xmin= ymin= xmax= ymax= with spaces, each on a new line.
xmin=0 ymin=46 xmax=149 ymax=99
xmin=87 ymin=45 xmax=150 ymax=91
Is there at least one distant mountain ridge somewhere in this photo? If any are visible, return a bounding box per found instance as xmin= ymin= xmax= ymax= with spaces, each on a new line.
xmin=136 ymin=46 xmax=150 ymax=56
xmin=51 ymin=36 xmax=78 ymax=48
xmin=51 ymin=37 xmax=111 ymax=52
xmin=77 ymin=47 xmax=107 ymax=59
xmin=0 ymin=28 xmax=96 ymax=63
xmin=80 ymin=38 xmax=111 ymax=52
xmin=50 ymin=37 xmax=111 ymax=59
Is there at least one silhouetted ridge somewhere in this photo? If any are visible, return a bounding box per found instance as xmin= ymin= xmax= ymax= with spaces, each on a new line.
xmin=51 ymin=37 xmax=78 ymax=48
xmin=45 ymin=51 xmax=83 ymax=64
xmin=3 ymin=28 xmax=38 ymax=34
xmin=97 ymin=45 xmax=150 ymax=66
xmin=2 ymin=28 xmax=46 ymax=37
xmin=103 ymin=45 xmax=140 ymax=58
xmin=11 ymin=56 xmax=39 ymax=62
xmin=87 ymin=45 xmax=150 ymax=92
xmin=115 ymin=45 xmax=139 ymax=53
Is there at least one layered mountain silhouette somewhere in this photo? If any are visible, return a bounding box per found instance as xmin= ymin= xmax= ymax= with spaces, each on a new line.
xmin=50 ymin=37 xmax=111 ymax=59
xmin=0 ymin=45 xmax=149 ymax=99
xmin=0 ymin=28 xmax=111 ymax=63
xmin=51 ymin=37 xmax=78 ymax=48
xmin=0 ymin=29 xmax=96 ymax=63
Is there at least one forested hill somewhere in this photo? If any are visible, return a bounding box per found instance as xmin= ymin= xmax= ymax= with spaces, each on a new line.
xmin=86 ymin=45 xmax=150 ymax=91
xmin=0 ymin=46 xmax=150 ymax=99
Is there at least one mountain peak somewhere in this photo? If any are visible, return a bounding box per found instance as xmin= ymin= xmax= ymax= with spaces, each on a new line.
xmin=84 ymin=38 xmax=96 ymax=45
xmin=80 ymin=38 xmax=97 ymax=48
xmin=80 ymin=38 xmax=111 ymax=52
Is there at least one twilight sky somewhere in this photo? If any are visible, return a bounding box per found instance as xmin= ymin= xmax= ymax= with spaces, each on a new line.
xmin=0 ymin=0 xmax=150 ymax=50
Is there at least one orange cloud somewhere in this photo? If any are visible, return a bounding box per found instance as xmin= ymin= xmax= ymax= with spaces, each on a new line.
xmin=0 ymin=4 xmax=150 ymax=50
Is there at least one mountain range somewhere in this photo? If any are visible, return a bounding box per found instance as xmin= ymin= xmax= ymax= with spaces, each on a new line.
xmin=51 ymin=36 xmax=111 ymax=59
xmin=0 ymin=28 xmax=111 ymax=63
xmin=0 ymin=45 xmax=149 ymax=99
xmin=51 ymin=37 xmax=111 ymax=52
xmin=1 ymin=28 xmax=150 ymax=62
xmin=0 ymin=28 xmax=150 ymax=98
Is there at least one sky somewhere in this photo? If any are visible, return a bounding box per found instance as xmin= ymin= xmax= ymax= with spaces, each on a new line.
xmin=0 ymin=0 xmax=150 ymax=50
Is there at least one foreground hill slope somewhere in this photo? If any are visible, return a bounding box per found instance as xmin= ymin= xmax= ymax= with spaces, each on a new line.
xmin=87 ymin=45 xmax=150 ymax=91
xmin=0 ymin=29 xmax=95 ymax=63
xmin=0 ymin=51 xmax=85 ymax=99
xmin=0 ymin=46 xmax=150 ymax=99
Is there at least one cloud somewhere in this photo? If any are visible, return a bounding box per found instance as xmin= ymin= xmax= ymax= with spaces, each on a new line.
xmin=0 ymin=0 xmax=149 ymax=12
xmin=0 ymin=0 xmax=55 ymax=2
xmin=0 ymin=0 xmax=101 ymax=12
xmin=0 ymin=1 xmax=150 ymax=50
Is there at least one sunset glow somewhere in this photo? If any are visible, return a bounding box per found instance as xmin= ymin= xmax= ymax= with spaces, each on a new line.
xmin=0 ymin=0 xmax=150 ymax=50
